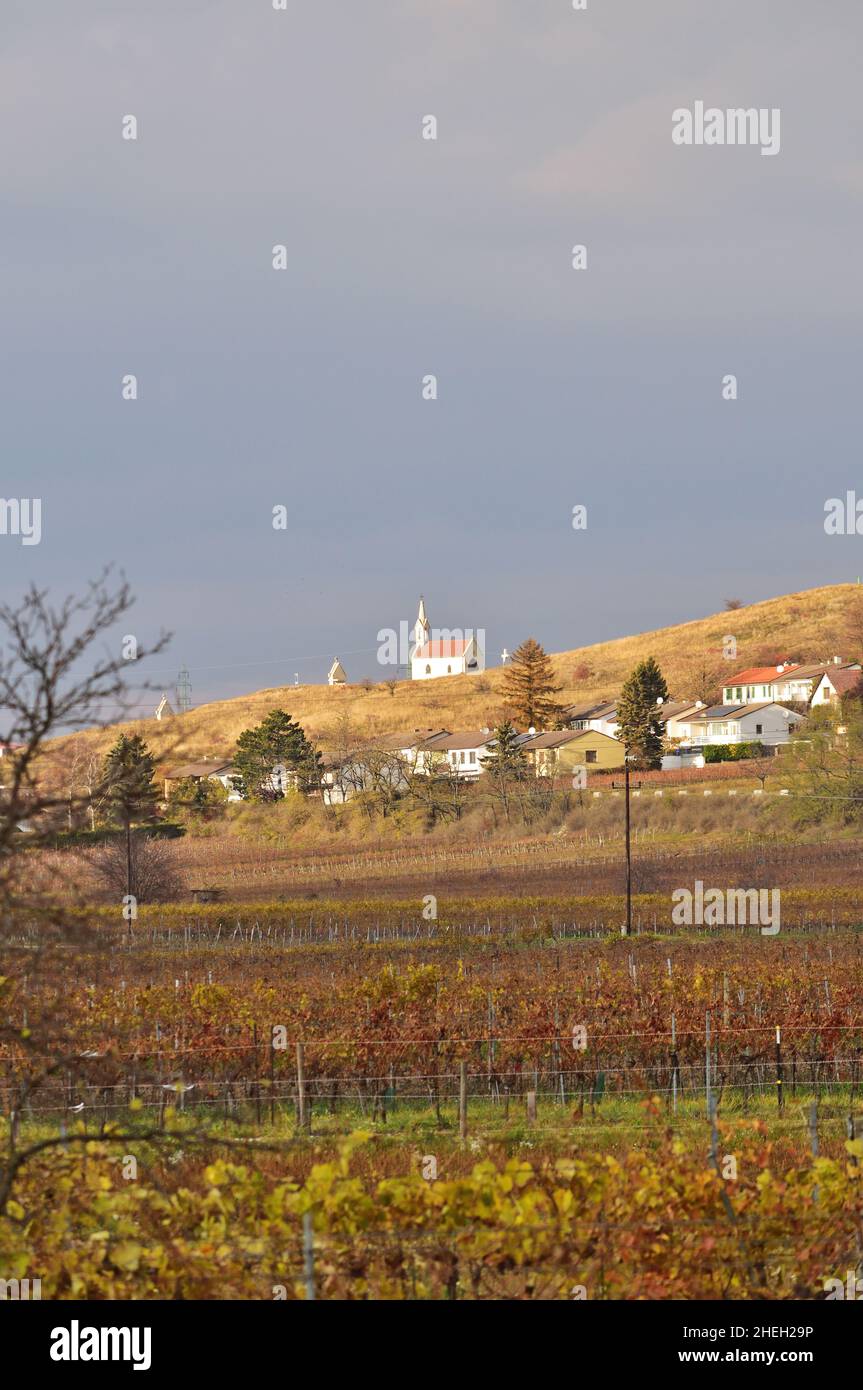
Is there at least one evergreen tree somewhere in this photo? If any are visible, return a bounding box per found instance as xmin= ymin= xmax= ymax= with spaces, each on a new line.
xmin=103 ymin=734 xmax=158 ymax=825
xmin=501 ymin=638 xmax=564 ymax=729
xmin=232 ymin=709 xmax=321 ymax=801
xmin=481 ymin=720 xmax=528 ymax=822
xmin=102 ymin=733 xmax=158 ymax=900
xmin=616 ymin=657 xmax=669 ymax=769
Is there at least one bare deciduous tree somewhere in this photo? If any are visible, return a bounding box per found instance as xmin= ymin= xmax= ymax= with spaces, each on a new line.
xmin=90 ymin=831 xmax=183 ymax=903
xmin=0 ymin=574 xmax=170 ymax=1212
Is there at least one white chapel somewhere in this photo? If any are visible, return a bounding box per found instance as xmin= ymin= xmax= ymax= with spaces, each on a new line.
xmin=409 ymin=596 xmax=485 ymax=680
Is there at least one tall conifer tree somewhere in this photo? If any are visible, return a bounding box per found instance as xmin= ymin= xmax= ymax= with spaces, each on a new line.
xmin=501 ymin=638 xmax=564 ymax=729
xmin=616 ymin=657 xmax=669 ymax=768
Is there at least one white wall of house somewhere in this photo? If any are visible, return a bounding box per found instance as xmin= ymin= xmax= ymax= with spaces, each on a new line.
xmin=661 ymin=706 xmax=703 ymax=741
xmin=210 ymin=771 xmax=243 ymax=802
xmin=445 ymin=744 xmax=488 ymax=776
xmin=810 ymin=674 xmax=849 ymax=706
xmin=687 ymin=706 xmax=800 ymax=747
xmin=811 ymin=677 xmax=830 ymax=707
xmin=416 ymin=739 xmax=492 ymax=776
xmin=585 ymin=713 xmax=619 ymax=738
xmin=723 ymin=668 xmax=858 ymax=705
xmin=411 ymin=635 xmax=485 ymax=680
xmin=722 ymin=678 xmax=786 ymax=703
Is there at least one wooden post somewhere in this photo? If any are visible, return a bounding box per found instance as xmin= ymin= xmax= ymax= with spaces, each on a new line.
xmin=269 ymin=1030 xmax=276 ymax=1126
xmin=296 ymin=1041 xmax=308 ymax=1133
xmin=526 ymin=1090 xmax=537 ymax=1125
xmin=705 ymin=1011 xmax=711 ymax=1118
xmin=624 ymin=758 xmax=631 ymax=936
xmin=459 ymin=1061 xmax=467 ymax=1141
xmin=708 ymin=1092 xmax=719 ymax=1166
xmin=253 ymin=1024 xmax=261 ymax=1126
xmin=303 ymin=1210 xmax=315 ymax=1301
xmin=775 ymin=1025 xmax=784 ymax=1113
xmin=722 ymin=973 xmax=730 ymax=1028
xmin=847 ymin=1114 xmax=859 ymax=1167
xmin=671 ymin=1013 xmax=679 ymax=1116
xmin=807 ymin=1100 xmax=819 ymax=1157
xmin=808 ymin=1099 xmax=820 ymax=1203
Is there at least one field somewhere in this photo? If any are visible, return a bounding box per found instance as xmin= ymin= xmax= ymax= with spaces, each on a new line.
xmin=3 ymin=868 xmax=863 ymax=1300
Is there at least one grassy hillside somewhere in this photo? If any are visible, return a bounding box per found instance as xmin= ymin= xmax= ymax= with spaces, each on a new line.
xmin=48 ymin=583 xmax=861 ymax=769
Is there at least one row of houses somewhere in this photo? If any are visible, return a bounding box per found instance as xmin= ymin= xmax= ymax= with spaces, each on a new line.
xmin=163 ymin=658 xmax=862 ymax=804
xmin=565 ymin=697 xmax=803 ymax=760
xmin=163 ymin=725 xmax=627 ymax=807
xmin=566 ymin=659 xmax=861 ymax=762
xmin=319 ymin=724 xmax=626 ymax=803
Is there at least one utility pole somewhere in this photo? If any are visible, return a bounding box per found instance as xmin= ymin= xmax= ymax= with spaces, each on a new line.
xmin=611 ymin=754 xmax=641 ymax=937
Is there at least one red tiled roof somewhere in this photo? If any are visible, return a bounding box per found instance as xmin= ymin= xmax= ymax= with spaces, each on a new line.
xmin=415 ymin=640 xmax=470 ymax=659
xmin=724 ymin=666 xmax=799 ymax=684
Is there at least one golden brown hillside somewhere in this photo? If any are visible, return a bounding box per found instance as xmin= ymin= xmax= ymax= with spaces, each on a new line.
xmin=47 ymin=582 xmax=862 ymax=770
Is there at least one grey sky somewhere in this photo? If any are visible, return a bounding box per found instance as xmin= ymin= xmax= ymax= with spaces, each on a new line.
xmin=2 ymin=0 xmax=861 ymax=710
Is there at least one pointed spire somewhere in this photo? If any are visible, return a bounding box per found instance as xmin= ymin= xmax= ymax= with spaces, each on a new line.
xmin=414 ymin=595 xmax=430 ymax=650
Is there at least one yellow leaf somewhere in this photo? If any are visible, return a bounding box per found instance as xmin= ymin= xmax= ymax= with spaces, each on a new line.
xmin=110 ymin=1241 xmax=142 ymax=1272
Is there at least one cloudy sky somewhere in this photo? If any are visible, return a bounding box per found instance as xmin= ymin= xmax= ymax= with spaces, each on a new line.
xmin=2 ymin=0 xmax=861 ymax=710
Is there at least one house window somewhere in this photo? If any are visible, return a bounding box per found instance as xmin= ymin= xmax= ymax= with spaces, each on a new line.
xmin=823 ymin=688 xmax=831 ymax=700
xmin=447 ymin=664 xmax=452 ymax=674
xmin=459 ymin=751 xmax=465 ymax=763
xmin=469 ymin=751 xmax=476 ymax=763
xmin=755 ymin=723 xmax=762 ymax=735
xmin=425 ymin=664 xmax=431 ymax=675
xmin=585 ymin=750 xmax=597 ymax=764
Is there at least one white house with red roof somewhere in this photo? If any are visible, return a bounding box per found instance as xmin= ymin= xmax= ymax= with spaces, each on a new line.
xmin=409 ymin=596 xmax=485 ymax=679
xmin=722 ymin=659 xmax=859 ymax=705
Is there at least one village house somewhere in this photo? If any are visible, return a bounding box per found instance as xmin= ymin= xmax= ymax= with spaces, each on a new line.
xmin=379 ymin=728 xmax=449 ymax=767
xmin=722 ymin=659 xmax=859 ymax=706
xmin=563 ymin=699 xmax=700 ymax=745
xmin=320 ymin=729 xmax=446 ymax=804
xmin=779 ymin=663 xmax=856 ymax=702
xmin=520 ymin=728 xmax=625 ymax=775
xmin=677 ymin=702 xmax=803 ymax=749
xmin=163 ymin=759 xmax=240 ymax=801
xmin=322 ymin=727 xmax=501 ymax=801
xmin=563 ymin=700 xmax=619 ymax=737
xmin=660 ymin=702 xmax=706 ymax=741
xmin=416 ymin=729 xmax=495 ymax=777
xmin=810 ymin=667 xmax=863 ymax=706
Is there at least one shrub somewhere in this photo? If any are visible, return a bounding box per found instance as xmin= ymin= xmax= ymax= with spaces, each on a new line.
xmin=703 ymin=742 xmax=764 ymax=763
